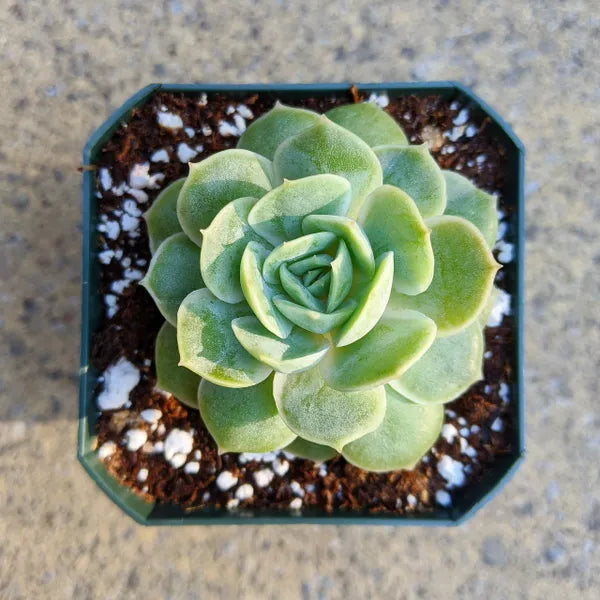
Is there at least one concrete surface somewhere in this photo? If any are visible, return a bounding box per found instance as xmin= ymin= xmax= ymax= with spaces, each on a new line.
xmin=1 ymin=1 xmax=599 ymax=598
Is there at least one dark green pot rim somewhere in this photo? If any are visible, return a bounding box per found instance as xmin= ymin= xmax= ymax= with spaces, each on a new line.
xmin=79 ymin=82 xmax=525 ymax=526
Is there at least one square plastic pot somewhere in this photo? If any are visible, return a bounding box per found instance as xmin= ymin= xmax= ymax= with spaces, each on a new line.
xmin=79 ymin=82 xmax=525 ymax=525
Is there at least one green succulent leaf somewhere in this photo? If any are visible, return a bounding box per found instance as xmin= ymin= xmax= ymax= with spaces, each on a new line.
xmin=358 ymin=184 xmax=434 ymax=296
xmin=237 ymin=102 xmax=321 ymax=160
xmin=279 ymin=264 xmax=324 ymax=311
xmin=443 ymin=170 xmax=498 ymax=248
xmin=326 ymin=102 xmax=408 ymax=147
xmin=240 ymin=241 xmax=292 ymax=339
xmin=288 ymin=254 xmax=333 ymax=276
xmin=177 ymin=149 xmax=274 ymax=246
xmin=335 ymin=251 xmax=394 ymax=347
xmin=478 ymin=285 xmax=498 ymax=327
xmin=262 ymin=232 xmax=337 ymax=285
xmin=232 ymin=316 xmax=330 ymax=374
xmin=374 ymin=143 xmax=446 ymax=218
xmin=307 ymin=272 xmax=332 ymax=297
xmin=389 ymin=216 xmax=500 ymax=336
xmin=200 ymin=197 xmax=267 ymax=304
xmin=302 ymin=214 xmax=375 ymax=276
xmin=273 ymin=365 xmax=386 ymax=451
xmin=327 ymin=240 xmax=353 ymax=312
xmin=177 ymin=288 xmax=272 ymax=388
xmin=198 ymin=374 xmax=296 ymax=453
xmin=274 ymin=117 xmax=383 ymax=218
xmin=303 ymin=268 xmax=324 ymax=287
xmin=140 ymin=233 xmax=204 ymax=326
xmin=154 ymin=321 xmax=201 ymax=408
xmin=283 ymin=437 xmax=338 ymax=462
xmin=273 ymin=296 xmax=357 ymax=334
xmin=320 ymin=309 xmax=437 ymax=391
xmin=389 ymin=322 xmax=484 ymax=404
xmin=144 ymin=178 xmax=185 ymax=254
xmin=247 ymin=175 xmax=351 ymax=246
xmin=342 ymin=386 xmax=443 ymax=472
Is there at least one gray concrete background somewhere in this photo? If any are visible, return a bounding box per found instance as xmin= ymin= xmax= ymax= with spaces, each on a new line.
xmin=1 ymin=1 xmax=599 ymax=598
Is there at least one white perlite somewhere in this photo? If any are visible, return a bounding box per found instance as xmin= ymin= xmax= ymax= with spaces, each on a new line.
xmin=97 ymin=358 xmax=140 ymax=411
xmin=453 ymin=108 xmax=469 ymax=126
xmin=124 ymin=429 xmax=147 ymax=452
xmin=201 ymin=124 xmax=212 ymax=136
xmin=272 ymin=458 xmax=289 ymax=477
xmin=406 ymin=494 xmax=417 ymax=507
xmin=129 ymin=162 xmax=165 ymax=189
xmin=226 ymin=498 xmax=240 ymax=510
xmin=491 ymin=417 xmax=504 ymax=432
xmin=137 ymin=468 xmax=149 ymax=483
xmin=236 ymin=104 xmax=254 ymax=120
xmin=150 ymin=149 xmax=170 ymax=163
xmin=97 ymin=441 xmax=117 ymax=460
xmin=289 ymin=498 xmax=303 ymax=510
xmin=164 ymin=428 xmax=194 ymax=468
xmin=184 ymin=461 xmax=200 ymax=474
xmin=140 ymin=408 xmax=162 ymax=423
xmin=177 ymin=142 xmax=198 ymax=162
xmin=435 ymin=490 xmax=452 ymax=507
xmin=496 ymin=240 xmax=514 ymax=263
xmin=499 ymin=382 xmax=510 ymax=403
xmin=235 ymin=483 xmax=254 ymax=500
xmin=253 ymin=468 xmax=274 ymax=488
xmin=238 ymin=452 xmax=277 ymax=464
xmin=441 ymin=423 xmax=458 ymax=444
xmin=367 ymin=92 xmax=389 ymax=108
xmin=185 ymin=127 xmax=195 ymax=138
xmin=290 ymin=480 xmax=305 ymax=497
xmin=156 ymin=111 xmax=183 ymax=130
xmin=218 ymin=120 xmax=242 ymax=137
xmin=487 ymin=288 xmax=512 ymax=327
xmin=437 ymin=456 xmax=466 ymax=488
xmin=99 ymin=168 xmax=112 ymax=191
xmin=216 ymin=471 xmax=238 ymax=491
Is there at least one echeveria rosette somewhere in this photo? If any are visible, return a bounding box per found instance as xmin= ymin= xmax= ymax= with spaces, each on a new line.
xmin=141 ymin=101 xmax=500 ymax=473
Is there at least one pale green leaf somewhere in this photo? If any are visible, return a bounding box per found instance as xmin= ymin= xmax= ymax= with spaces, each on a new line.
xmin=140 ymin=233 xmax=204 ymax=326
xmin=198 ymin=374 xmax=296 ymax=453
xmin=274 ymin=117 xmax=383 ymax=218
xmin=232 ymin=316 xmax=330 ymax=374
xmin=342 ymin=386 xmax=443 ymax=472
xmin=283 ymin=437 xmax=338 ymax=462
xmin=478 ymin=285 xmax=498 ymax=327
xmin=288 ymin=254 xmax=332 ymax=276
xmin=389 ymin=322 xmax=484 ymax=404
xmin=247 ymin=175 xmax=351 ymax=246
xmin=326 ymin=102 xmax=408 ymax=147
xmin=240 ymin=241 xmax=292 ymax=339
xmin=273 ymin=366 xmax=386 ymax=451
xmin=273 ymin=296 xmax=356 ymax=334
xmin=326 ymin=240 xmax=353 ymax=312
xmin=303 ymin=268 xmax=324 ymax=287
xmin=302 ymin=214 xmax=375 ymax=276
xmin=358 ymin=184 xmax=434 ymax=295
xmin=307 ymin=272 xmax=332 ymax=297
xmin=237 ymin=102 xmax=320 ymax=160
xmin=320 ymin=309 xmax=437 ymax=391
xmin=262 ymin=232 xmax=337 ymax=285
xmin=200 ymin=197 xmax=267 ymax=304
xmin=177 ymin=288 xmax=272 ymax=387
xmin=177 ymin=149 xmax=273 ymax=245
xmin=154 ymin=321 xmax=201 ymax=408
xmin=144 ymin=178 xmax=185 ymax=254
xmin=279 ymin=264 xmax=324 ymax=311
xmin=335 ymin=252 xmax=394 ymax=347
xmin=443 ymin=170 xmax=498 ymax=249
xmin=374 ymin=143 xmax=446 ymax=218
xmin=389 ymin=216 xmax=500 ymax=336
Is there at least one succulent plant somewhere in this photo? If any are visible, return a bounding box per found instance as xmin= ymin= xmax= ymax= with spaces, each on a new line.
xmin=141 ymin=100 xmax=499 ymax=472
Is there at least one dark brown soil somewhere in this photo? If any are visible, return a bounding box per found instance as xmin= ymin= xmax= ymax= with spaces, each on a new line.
xmin=91 ymin=88 xmax=515 ymax=514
